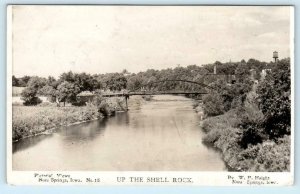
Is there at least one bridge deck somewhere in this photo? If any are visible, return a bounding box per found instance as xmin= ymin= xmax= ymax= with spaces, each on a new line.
xmin=101 ymin=91 xmax=207 ymax=97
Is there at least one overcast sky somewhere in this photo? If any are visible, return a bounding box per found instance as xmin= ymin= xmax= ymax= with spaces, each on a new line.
xmin=11 ymin=6 xmax=292 ymax=78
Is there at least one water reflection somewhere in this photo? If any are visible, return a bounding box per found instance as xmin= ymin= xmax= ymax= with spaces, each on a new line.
xmin=13 ymin=134 xmax=53 ymax=153
xmin=13 ymin=95 xmax=226 ymax=171
xmin=114 ymin=112 xmax=130 ymax=126
xmin=58 ymin=119 xmax=107 ymax=141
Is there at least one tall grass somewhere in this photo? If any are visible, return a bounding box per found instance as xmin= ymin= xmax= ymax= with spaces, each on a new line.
xmin=12 ymin=104 xmax=100 ymax=141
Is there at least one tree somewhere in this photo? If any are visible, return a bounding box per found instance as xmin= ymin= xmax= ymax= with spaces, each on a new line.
xmin=203 ymin=91 xmax=225 ymax=116
xmin=217 ymin=62 xmax=237 ymax=75
xmin=214 ymin=61 xmax=223 ymax=67
xmin=103 ymin=73 xmax=127 ymax=91
xmin=47 ymin=76 xmax=59 ymax=87
xmin=229 ymin=81 xmax=253 ymax=109
xmin=21 ymin=86 xmax=41 ymax=105
xmin=20 ymin=77 xmax=46 ymax=105
xmin=57 ymin=81 xmax=80 ymax=106
xmin=59 ymin=71 xmax=75 ymax=82
xmin=127 ymin=75 xmax=143 ymax=91
xmin=73 ymin=73 xmax=100 ymax=91
xmin=18 ymin=76 xmax=31 ymax=87
xmin=38 ymin=85 xmax=58 ymax=103
xmin=27 ymin=76 xmax=47 ymax=90
xmin=256 ymin=58 xmax=291 ymax=139
xmin=122 ymin=69 xmax=130 ymax=75
xmin=12 ymin=76 xmax=19 ymax=86
xmin=235 ymin=62 xmax=251 ymax=83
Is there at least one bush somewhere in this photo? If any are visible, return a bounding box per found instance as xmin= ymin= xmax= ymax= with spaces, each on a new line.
xmin=98 ymin=102 xmax=110 ymax=116
xmin=202 ymin=110 xmax=242 ymax=144
xmin=202 ymin=92 xmax=225 ymax=116
xmin=253 ymin=135 xmax=290 ymax=171
xmin=90 ymin=95 xmax=116 ymax=116
xmin=23 ymin=97 xmax=42 ymax=106
xmin=201 ymin=108 xmax=290 ymax=172
xmin=21 ymin=76 xmax=48 ymax=106
xmin=21 ymin=87 xmax=42 ymax=105
xmin=72 ymin=99 xmax=87 ymax=106
xmin=81 ymin=103 xmax=100 ymax=120
xmin=233 ymin=103 xmax=266 ymax=149
xmin=239 ymin=125 xmax=264 ymax=149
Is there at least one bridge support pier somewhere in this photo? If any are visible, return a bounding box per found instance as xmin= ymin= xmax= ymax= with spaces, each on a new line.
xmin=125 ymin=95 xmax=129 ymax=111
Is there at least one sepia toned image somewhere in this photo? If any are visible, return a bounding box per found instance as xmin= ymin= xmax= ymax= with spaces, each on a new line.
xmin=7 ymin=5 xmax=294 ymax=185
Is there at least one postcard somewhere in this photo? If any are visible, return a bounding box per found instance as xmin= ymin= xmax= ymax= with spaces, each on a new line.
xmin=7 ymin=5 xmax=294 ymax=186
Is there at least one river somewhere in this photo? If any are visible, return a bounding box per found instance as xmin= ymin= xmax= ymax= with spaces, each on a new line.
xmin=13 ymin=95 xmax=226 ymax=171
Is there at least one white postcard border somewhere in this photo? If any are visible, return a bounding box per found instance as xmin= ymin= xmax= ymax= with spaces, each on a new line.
xmin=6 ymin=5 xmax=295 ymax=186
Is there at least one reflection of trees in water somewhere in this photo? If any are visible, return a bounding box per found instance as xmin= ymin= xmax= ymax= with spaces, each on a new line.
xmin=114 ymin=112 xmax=130 ymax=126
xmin=13 ymin=134 xmax=53 ymax=153
xmin=59 ymin=119 xmax=108 ymax=142
xmin=13 ymin=119 xmax=110 ymax=153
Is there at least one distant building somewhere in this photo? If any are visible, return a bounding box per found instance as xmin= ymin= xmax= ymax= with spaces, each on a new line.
xmin=261 ymin=69 xmax=272 ymax=80
xmin=77 ymin=91 xmax=96 ymax=103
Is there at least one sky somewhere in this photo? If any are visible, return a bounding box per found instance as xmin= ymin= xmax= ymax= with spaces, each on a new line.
xmin=11 ymin=6 xmax=292 ymax=78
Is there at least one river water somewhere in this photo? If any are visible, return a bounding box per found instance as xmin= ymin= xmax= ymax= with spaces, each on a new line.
xmin=13 ymin=95 xmax=226 ymax=171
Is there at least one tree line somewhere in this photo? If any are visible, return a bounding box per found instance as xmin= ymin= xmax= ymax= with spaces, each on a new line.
xmin=12 ymin=58 xmax=276 ymax=106
xmin=12 ymin=57 xmax=291 ymax=170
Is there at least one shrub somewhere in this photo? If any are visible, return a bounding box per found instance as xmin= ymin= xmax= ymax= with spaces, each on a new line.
xmin=239 ymin=125 xmax=264 ymax=149
xmin=202 ymin=92 xmax=225 ymax=116
xmin=21 ymin=87 xmax=42 ymax=105
xmin=253 ymin=135 xmax=290 ymax=171
xmin=21 ymin=77 xmax=47 ymax=106
xmin=72 ymin=99 xmax=87 ymax=106
xmin=90 ymin=95 xmax=116 ymax=116
xmin=80 ymin=103 xmax=100 ymax=120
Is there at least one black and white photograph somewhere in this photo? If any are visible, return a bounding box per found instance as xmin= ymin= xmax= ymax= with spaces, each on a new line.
xmin=7 ymin=5 xmax=294 ymax=185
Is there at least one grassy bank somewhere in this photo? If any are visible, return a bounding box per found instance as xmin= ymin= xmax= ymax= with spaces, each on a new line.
xmin=12 ymin=96 xmax=132 ymax=141
xmin=12 ymin=104 xmax=101 ymax=141
xmin=201 ymin=109 xmax=290 ymax=172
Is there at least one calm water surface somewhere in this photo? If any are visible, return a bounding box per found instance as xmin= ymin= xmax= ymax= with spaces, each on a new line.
xmin=13 ymin=95 xmax=226 ymax=171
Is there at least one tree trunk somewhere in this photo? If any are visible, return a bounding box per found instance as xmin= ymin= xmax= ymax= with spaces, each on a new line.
xmin=55 ymin=97 xmax=60 ymax=107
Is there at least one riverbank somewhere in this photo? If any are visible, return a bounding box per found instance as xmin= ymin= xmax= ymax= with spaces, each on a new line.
xmin=201 ymin=109 xmax=290 ymax=172
xmin=12 ymin=96 xmax=142 ymax=142
xmin=12 ymin=104 xmax=102 ymax=141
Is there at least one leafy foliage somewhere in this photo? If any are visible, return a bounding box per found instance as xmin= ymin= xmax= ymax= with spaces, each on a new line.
xmin=20 ymin=77 xmax=46 ymax=105
xmin=202 ymin=91 xmax=225 ymax=116
xmin=12 ymin=75 xmax=19 ymax=86
xmin=256 ymin=58 xmax=291 ymax=138
xmin=200 ymin=58 xmax=291 ymax=172
xmin=57 ymin=81 xmax=81 ymax=105
xmin=38 ymin=85 xmax=57 ymax=103
xmin=12 ymin=75 xmax=32 ymax=87
xmin=21 ymin=87 xmax=42 ymax=105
